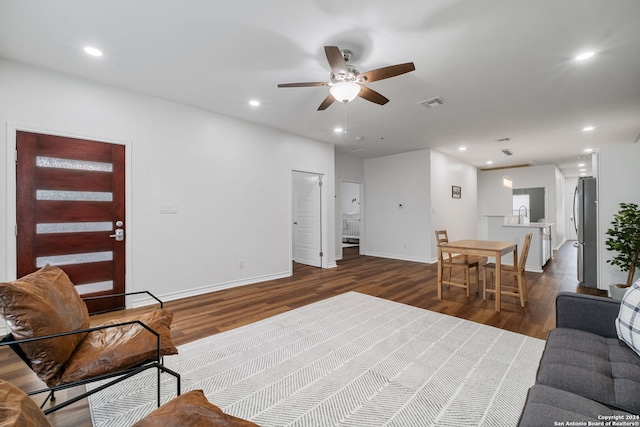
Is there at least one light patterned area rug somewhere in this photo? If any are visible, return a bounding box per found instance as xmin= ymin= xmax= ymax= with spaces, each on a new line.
xmin=88 ymin=292 xmax=544 ymax=426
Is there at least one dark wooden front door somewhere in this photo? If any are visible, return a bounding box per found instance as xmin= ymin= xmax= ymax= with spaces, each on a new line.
xmin=16 ymin=131 xmax=126 ymax=313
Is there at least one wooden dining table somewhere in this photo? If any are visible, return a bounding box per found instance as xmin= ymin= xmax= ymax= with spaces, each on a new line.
xmin=437 ymin=239 xmax=518 ymax=312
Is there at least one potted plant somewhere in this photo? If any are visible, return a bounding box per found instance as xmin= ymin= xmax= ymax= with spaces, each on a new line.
xmin=605 ymin=202 xmax=640 ymax=299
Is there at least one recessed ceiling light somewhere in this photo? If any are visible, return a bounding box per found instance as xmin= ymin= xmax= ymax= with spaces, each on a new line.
xmin=582 ymin=126 xmax=595 ymax=132
xmin=575 ymin=51 xmax=595 ymax=61
xmin=249 ymin=100 xmax=260 ymax=107
xmin=578 ymin=163 xmax=585 ymax=167
xmin=580 ymin=169 xmax=587 ymax=172
xmin=84 ymin=46 xmax=103 ymax=57
xmin=486 ymin=160 xmax=493 ymax=165
xmin=584 ymin=148 xmax=594 ymax=153
xmin=580 ymin=173 xmax=587 ymax=176
xmin=334 ymin=127 xmax=343 ymax=133
xmin=459 ymin=146 xmax=467 ymax=151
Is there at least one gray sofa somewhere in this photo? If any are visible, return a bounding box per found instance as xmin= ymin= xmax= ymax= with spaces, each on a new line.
xmin=518 ymin=292 xmax=640 ymax=426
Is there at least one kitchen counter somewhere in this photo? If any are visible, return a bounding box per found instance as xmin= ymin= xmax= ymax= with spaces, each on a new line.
xmin=486 ymin=216 xmax=553 ymax=272
xmin=503 ymin=222 xmax=554 ymax=228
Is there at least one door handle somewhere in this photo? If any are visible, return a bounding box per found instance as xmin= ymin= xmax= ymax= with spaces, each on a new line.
xmin=109 ymin=229 xmax=125 ymax=241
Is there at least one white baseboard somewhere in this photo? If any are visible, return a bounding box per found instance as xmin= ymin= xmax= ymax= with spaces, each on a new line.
xmin=361 ymin=251 xmax=430 ymax=264
xmin=131 ymin=270 xmax=292 ymax=309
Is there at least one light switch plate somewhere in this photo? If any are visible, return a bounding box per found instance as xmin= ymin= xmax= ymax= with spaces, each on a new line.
xmin=159 ymin=203 xmax=178 ymax=214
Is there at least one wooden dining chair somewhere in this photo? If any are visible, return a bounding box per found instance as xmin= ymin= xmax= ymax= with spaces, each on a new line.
xmin=435 ymin=229 xmax=480 ymax=297
xmin=482 ymin=233 xmax=533 ymax=307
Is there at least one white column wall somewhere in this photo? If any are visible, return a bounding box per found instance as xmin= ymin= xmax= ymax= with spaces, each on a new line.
xmin=363 ymin=149 xmax=477 ymax=263
xmin=364 ymin=150 xmax=431 ymax=262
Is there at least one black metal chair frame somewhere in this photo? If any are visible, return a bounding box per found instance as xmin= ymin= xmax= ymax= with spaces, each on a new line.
xmin=0 ymin=291 xmax=181 ymax=415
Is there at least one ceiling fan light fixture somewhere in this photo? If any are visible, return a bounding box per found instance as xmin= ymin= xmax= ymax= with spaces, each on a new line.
xmin=330 ymin=82 xmax=361 ymax=104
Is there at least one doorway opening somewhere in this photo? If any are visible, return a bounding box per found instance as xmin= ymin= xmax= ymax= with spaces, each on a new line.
xmin=340 ymin=181 xmax=362 ymax=259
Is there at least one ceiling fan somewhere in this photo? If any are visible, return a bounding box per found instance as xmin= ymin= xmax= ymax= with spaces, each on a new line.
xmin=278 ymin=46 xmax=415 ymax=110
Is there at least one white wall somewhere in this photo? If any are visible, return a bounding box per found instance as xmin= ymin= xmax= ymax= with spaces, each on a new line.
xmin=334 ymin=152 xmax=365 ymax=260
xmin=564 ymin=176 xmax=578 ymax=241
xmin=477 ymin=171 xmax=513 ymax=239
xmin=429 ymin=150 xmax=478 ymax=255
xmin=598 ymin=143 xmax=640 ymax=290
xmin=364 ymin=150 xmax=431 ymax=262
xmin=555 ymin=167 xmax=566 ymax=246
xmin=363 ymin=149 xmax=477 ymax=263
xmin=0 ymin=59 xmax=335 ymax=307
xmin=477 ymin=165 xmax=563 ymax=249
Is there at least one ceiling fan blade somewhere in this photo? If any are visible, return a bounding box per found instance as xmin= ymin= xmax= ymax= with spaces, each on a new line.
xmin=358 ymin=86 xmax=389 ymax=105
xmin=278 ymin=82 xmax=327 ymax=88
xmin=324 ymin=46 xmax=348 ymax=76
xmin=360 ymin=62 xmax=415 ymax=83
xmin=318 ymin=94 xmax=336 ymax=110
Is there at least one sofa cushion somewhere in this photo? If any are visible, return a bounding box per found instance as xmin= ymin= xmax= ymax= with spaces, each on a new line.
xmin=0 ymin=379 xmax=52 ymax=427
xmin=536 ymin=327 xmax=640 ymax=414
xmin=518 ymin=385 xmax=631 ymax=427
xmin=131 ymin=389 xmax=259 ymax=427
xmin=616 ymin=278 xmax=640 ymax=356
xmin=55 ymin=308 xmax=178 ymax=386
xmin=0 ymin=265 xmax=90 ymax=384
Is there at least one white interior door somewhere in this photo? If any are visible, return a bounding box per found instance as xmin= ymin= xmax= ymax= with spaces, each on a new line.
xmin=293 ymin=171 xmax=322 ymax=267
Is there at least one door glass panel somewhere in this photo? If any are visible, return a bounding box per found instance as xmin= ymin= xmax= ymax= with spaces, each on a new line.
xmin=37 ymin=222 xmax=113 ymax=234
xmin=36 ymin=251 xmax=113 ymax=267
xmin=36 ymin=190 xmax=113 ymax=202
xmin=36 ymin=156 xmax=113 ymax=172
xmin=76 ymin=281 xmax=114 ymax=295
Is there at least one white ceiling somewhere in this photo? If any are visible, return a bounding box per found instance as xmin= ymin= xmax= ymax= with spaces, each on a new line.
xmin=1 ymin=0 xmax=639 ymax=177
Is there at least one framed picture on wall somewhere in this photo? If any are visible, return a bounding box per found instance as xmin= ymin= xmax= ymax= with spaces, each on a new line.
xmin=452 ymin=185 xmax=461 ymax=199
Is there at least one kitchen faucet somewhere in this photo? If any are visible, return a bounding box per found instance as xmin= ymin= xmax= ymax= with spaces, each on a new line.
xmin=518 ymin=205 xmax=528 ymax=224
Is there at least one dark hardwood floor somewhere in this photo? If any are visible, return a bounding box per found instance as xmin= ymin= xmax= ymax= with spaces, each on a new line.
xmin=0 ymin=241 xmax=606 ymax=426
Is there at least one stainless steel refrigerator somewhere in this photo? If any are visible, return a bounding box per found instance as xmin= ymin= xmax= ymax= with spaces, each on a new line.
xmin=574 ymin=177 xmax=597 ymax=288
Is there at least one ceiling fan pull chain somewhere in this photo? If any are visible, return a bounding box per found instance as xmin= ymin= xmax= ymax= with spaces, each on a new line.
xmin=344 ymin=102 xmax=348 ymax=140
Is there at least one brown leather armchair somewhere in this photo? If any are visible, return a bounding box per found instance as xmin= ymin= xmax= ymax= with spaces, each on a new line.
xmin=0 ymin=265 xmax=180 ymax=415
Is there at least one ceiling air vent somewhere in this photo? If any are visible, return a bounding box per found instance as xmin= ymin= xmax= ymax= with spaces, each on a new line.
xmin=502 ymin=149 xmax=513 ymax=156
xmin=419 ymin=96 xmax=447 ymax=108
xmin=495 ymin=137 xmax=511 ymax=142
